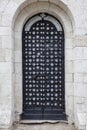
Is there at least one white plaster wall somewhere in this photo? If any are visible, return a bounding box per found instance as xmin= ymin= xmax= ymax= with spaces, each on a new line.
xmin=0 ymin=0 xmax=87 ymax=129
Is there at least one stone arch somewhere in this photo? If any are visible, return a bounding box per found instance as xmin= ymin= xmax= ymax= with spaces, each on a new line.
xmin=13 ymin=1 xmax=74 ymax=123
xmin=11 ymin=0 xmax=75 ymax=30
xmin=13 ymin=1 xmax=73 ymax=34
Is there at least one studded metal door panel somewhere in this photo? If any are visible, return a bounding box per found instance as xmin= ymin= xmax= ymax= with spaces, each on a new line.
xmin=22 ymin=15 xmax=66 ymax=120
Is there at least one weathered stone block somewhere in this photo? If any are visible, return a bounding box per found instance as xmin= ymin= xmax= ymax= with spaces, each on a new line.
xmin=14 ymin=51 xmax=22 ymax=63
xmin=65 ymin=61 xmax=73 ymax=73
xmin=74 ymin=60 xmax=87 ymax=73
xmin=0 ymin=27 xmax=11 ymax=36
xmin=66 ymin=49 xmax=73 ymax=61
xmin=0 ymin=62 xmax=11 ymax=74
xmin=37 ymin=2 xmax=50 ymax=11
xmin=74 ymin=83 xmax=87 ymax=98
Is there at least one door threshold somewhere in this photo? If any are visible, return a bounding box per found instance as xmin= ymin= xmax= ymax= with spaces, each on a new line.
xmin=20 ymin=120 xmax=68 ymax=124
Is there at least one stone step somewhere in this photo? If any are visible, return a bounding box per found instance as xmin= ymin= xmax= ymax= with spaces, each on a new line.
xmin=14 ymin=123 xmax=77 ymax=130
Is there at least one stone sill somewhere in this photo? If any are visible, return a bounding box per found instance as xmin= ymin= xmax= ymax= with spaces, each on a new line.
xmin=20 ymin=120 xmax=68 ymax=124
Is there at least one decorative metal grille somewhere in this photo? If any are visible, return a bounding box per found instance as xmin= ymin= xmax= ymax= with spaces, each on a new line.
xmin=21 ymin=13 xmax=66 ymax=120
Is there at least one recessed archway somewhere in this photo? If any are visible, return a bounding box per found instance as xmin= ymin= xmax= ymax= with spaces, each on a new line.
xmin=14 ymin=1 xmax=74 ymax=123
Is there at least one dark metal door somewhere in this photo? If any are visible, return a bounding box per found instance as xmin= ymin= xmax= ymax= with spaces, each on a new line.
xmin=21 ymin=14 xmax=66 ymax=120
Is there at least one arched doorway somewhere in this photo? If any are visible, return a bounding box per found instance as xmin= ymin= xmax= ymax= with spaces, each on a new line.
xmin=21 ymin=13 xmax=66 ymax=120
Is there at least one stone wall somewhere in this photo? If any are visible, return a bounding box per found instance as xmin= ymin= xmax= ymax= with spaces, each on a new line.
xmin=0 ymin=0 xmax=87 ymax=129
